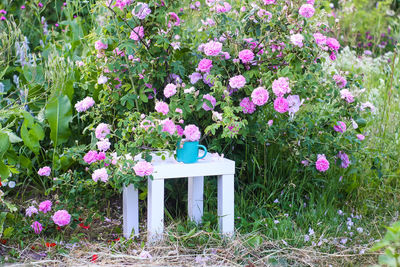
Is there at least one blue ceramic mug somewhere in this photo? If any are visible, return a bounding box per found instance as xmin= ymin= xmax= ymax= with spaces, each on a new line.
xmin=176 ymin=140 xmax=207 ymax=164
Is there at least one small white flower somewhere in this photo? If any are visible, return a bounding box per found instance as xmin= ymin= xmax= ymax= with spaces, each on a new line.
xmin=8 ymin=181 xmax=16 ymax=188
xmin=309 ymin=228 xmax=315 ymax=236
xmin=357 ymin=227 xmax=363 ymax=233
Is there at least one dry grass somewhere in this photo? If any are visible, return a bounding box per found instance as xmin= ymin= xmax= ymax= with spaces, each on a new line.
xmin=6 ymin=225 xmax=379 ymax=267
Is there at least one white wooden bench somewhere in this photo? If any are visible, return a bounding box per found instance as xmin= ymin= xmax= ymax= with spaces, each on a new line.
xmin=123 ymin=152 xmax=235 ymax=241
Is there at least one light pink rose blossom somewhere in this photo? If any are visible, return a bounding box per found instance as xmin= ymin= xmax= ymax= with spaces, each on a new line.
xmin=164 ymin=83 xmax=177 ymax=98
xmin=155 ymin=101 xmax=169 ymax=115
xmin=92 ymin=168 xmax=109 ymax=182
xmin=203 ymin=41 xmax=223 ymax=56
xmin=291 ymin=34 xmax=304 ymax=47
xmin=315 ymin=154 xmax=329 ymax=172
xmin=240 ymin=97 xmax=256 ymax=114
xmin=130 ymin=26 xmax=144 ymax=41
xmin=299 ymin=4 xmax=315 ymax=18
xmin=97 ymin=139 xmax=111 ymax=152
xmin=229 ymin=75 xmax=246 ymax=89
xmin=251 ymin=87 xmax=269 ymax=106
xmin=52 ymin=210 xmax=71 ymax=227
xmin=263 ymin=0 xmax=276 ymax=4
xmin=272 ymin=77 xmax=291 ymax=97
xmin=238 ymin=49 xmax=255 ymax=64
xmin=274 ymin=97 xmax=289 ymax=113
xmin=95 ymin=41 xmax=108 ymax=50
xmin=75 ymin=97 xmax=95 ymax=112
xmin=83 ymin=150 xmax=98 ymax=164
xmin=313 ymin=33 xmax=327 ymax=46
xmin=161 ymin=119 xmax=176 ymax=135
xmin=39 ymin=200 xmax=52 ymax=213
xmin=340 ymin=89 xmax=354 ymax=103
xmin=356 ymin=134 xmax=365 ymax=140
xmin=333 ymin=74 xmax=347 ymax=88
xmin=327 ymin=37 xmax=340 ymax=51
xmin=38 ymin=166 xmax=51 ymax=176
xmin=198 ymin=58 xmax=213 ymax=73
xmin=133 ymin=161 xmax=154 ymax=176
xmin=183 ymin=124 xmax=201 ymax=141
xmin=95 ymin=123 xmax=111 ymax=139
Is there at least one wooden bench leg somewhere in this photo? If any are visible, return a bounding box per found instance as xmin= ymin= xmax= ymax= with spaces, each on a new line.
xmin=218 ymin=174 xmax=234 ymax=236
xmin=188 ymin=176 xmax=204 ymax=224
xmin=123 ymin=184 xmax=139 ymax=238
xmin=147 ymin=178 xmax=164 ymax=242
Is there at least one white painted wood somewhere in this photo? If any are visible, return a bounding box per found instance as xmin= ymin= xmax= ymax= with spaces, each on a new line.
xmin=188 ymin=176 xmax=204 ymax=224
xmin=147 ymin=178 xmax=164 ymax=242
xmin=128 ymin=152 xmax=235 ymax=241
xmin=135 ymin=153 xmax=235 ymax=180
xmin=218 ymin=174 xmax=235 ymax=236
xmin=123 ymin=184 xmax=139 ymax=238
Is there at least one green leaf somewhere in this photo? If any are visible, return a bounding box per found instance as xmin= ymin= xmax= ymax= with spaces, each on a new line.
xmin=0 ymin=66 xmax=8 ymax=80
xmin=0 ymin=162 xmax=9 ymax=179
xmin=21 ymin=112 xmax=44 ymax=154
xmin=0 ymin=132 xmax=10 ymax=159
xmin=2 ymin=227 xmax=13 ymax=239
xmin=45 ymin=95 xmax=73 ymax=147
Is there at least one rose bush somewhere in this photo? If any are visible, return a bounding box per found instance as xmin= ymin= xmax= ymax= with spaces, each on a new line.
xmin=0 ymin=0 xmax=375 ymax=217
xmin=66 ymin=0 xmax=371 ymax=191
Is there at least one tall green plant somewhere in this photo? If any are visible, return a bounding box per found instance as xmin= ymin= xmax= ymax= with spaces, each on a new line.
xmin=45 ymin=94 xmax=72 ymax=171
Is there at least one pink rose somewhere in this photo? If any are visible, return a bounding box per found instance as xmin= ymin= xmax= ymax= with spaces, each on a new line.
xmin=315 ymin=154 xmax=329 ymax=172
xmin=133 ymin=161 xmax=154 ymax=177
xmin=198 ymin=58 xmax=213 ymax=73
xmin=274 ymin=97 xmax=289 ymax=113
xmin=52 ymin=210 xmax=71 ymax=227
xmin=238 ymin=49 xmax=255 ymax=64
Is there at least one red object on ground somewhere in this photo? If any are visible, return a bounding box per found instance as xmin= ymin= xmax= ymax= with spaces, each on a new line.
xmin=79 ymin=223 xmax=90 ymax=229
xmin=45 ymin=242 xmax=56 ymax=247
xmin=91 ymin=254 xmax=98 ymax=262
xmin=0 ymin=239 xmax=7 ymax=244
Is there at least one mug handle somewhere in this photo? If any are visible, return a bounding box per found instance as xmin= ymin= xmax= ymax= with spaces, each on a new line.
xmin=197 ymin=145 xmax=207 ymax=160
